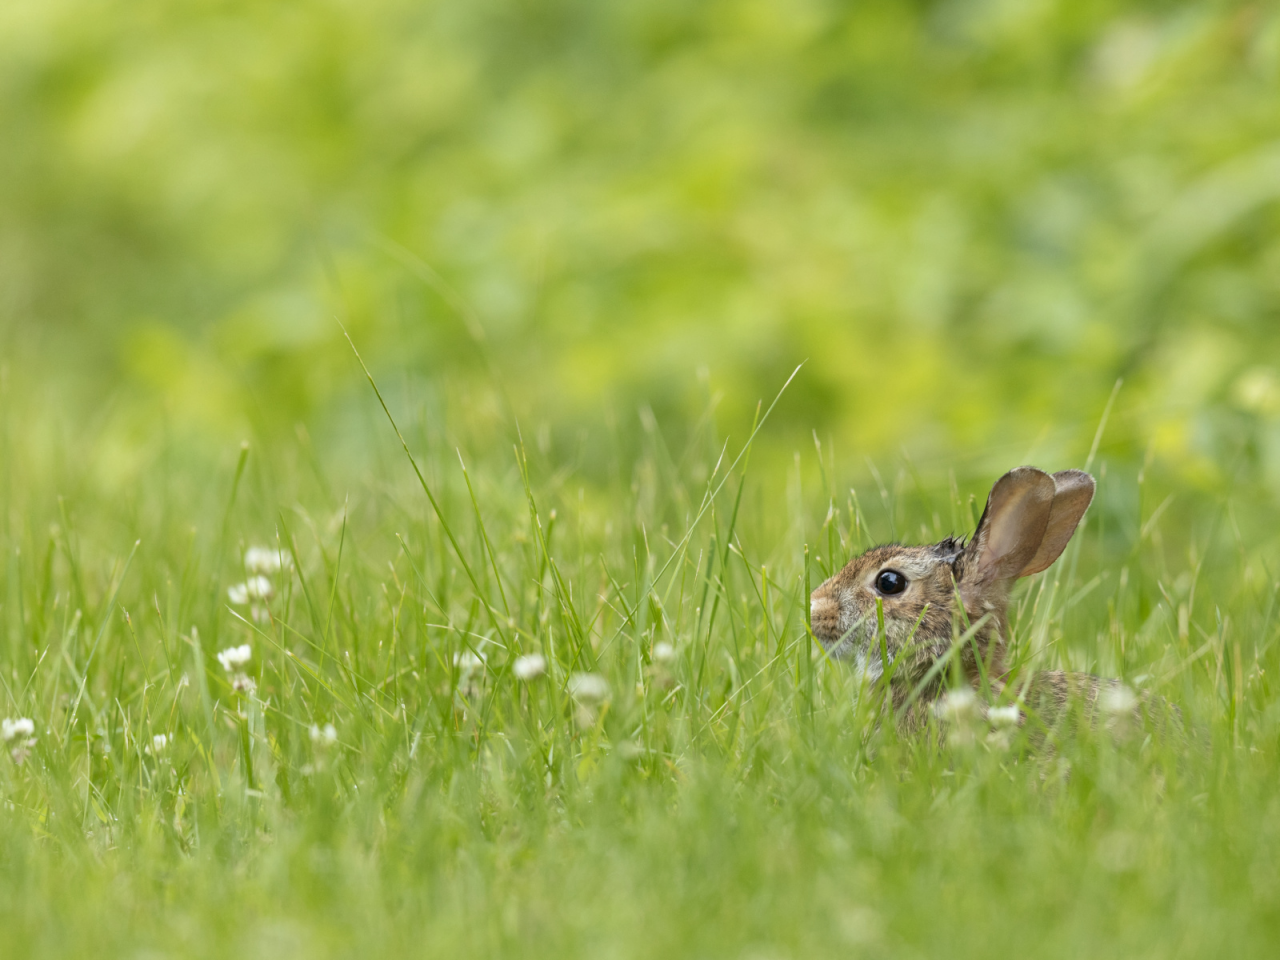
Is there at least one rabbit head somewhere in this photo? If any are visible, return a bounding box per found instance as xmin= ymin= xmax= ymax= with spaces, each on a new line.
xmin=809 ymin=467 xmax=1095 ymax=696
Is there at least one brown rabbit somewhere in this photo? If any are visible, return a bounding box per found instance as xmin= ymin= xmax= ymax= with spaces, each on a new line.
xmin=810 ymin=466 xmax=1134 ymax=733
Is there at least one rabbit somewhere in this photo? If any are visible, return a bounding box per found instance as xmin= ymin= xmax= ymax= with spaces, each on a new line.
xmin=809 ymin=466 xmax=1145 ymax=735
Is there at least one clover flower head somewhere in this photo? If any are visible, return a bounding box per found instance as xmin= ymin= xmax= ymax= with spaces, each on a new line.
xmin=988 ymin=705 xmax=1021 ymax=728
xmin=228 ymin=576 xmax=274 ymax=606
xmin=244 ymin=546 xmax=291 ymax=575
xmin=934 ymin=686 xmax=978 ymax=721
xmin=1101 ymin=683 xmax=1138 ymax=715
xmin=246 ymin=576 xmax=274 ymax=600
xmin=217 ymin=644 xmax=253 ymax=672
xmin=568 ymin=672 xmax=610 ymax=702
xmin=513 ymin=653 xmax=547 ymax=681
xmin=231 ymin=674 xmax=257 ymax=696
xmin=1 ymin=717 xmax=35 ymax=742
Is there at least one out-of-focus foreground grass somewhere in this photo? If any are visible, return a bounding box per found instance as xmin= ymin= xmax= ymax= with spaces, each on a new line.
xmin=2 ymin=0 xmax=1280 ymax=956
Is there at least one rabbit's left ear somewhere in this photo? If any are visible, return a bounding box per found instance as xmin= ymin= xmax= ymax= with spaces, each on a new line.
xmin=1015 ymin=469 xmax=1095 ymax=576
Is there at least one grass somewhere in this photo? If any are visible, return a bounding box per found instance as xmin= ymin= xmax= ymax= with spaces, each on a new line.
xmin=0 ymin=362 xmax=1278 ymax=960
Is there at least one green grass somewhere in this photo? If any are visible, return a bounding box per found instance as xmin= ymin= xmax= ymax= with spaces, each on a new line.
xmin=1 ymin=363 xmax=1277 ymax=959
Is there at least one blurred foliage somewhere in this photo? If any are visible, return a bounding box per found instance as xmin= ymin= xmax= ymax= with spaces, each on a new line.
xmin=2 ymin=0 xmax=1279 ymax=495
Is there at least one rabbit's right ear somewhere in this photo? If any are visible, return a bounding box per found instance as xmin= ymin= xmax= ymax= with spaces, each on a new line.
xmin=1017 ymin=469 xmax=1095 ymax=576
xmin=959 ymin=467 xmax=1056 ymax=603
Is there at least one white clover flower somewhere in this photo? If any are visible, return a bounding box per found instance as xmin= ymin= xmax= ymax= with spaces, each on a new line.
xmin=988 ymin=705 xmax=1021 ymax=728
xmin=227 ymin=577 xmax=274 ymax=607
xmin=513 ymin=653 xmax=547 ymax=681
xmin=309 ymin=723 xmax=338 ymax=745
xmin=651 ymin=642 xmax=676 ymax=664
xmin=150 ymin=734 xmax=168 ymax=753
xmin=231 ymin=674 xmax=257 ymax=696
xmin=1101 ymin=683 xmax=1138 ymax=715
xmin=3 ymin=717 xmax=36 ymax=764
xmin=244 ymin=545 xmax=290 ymax=575
xmin=1 ymin=718 xmax=35 ymax=742
xmin=934 ymin=686 xmax=978 ymax=721
xmin=246 ymin=576 xmax=274 ymax=600
xmin=568 ymin=672 xmax=610 ymax=702
xmin=217 ymin=644 xmax=253 ymax=672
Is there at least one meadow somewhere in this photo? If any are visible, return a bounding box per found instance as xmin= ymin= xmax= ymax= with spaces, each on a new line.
xmin=2 ymin=0 xmax=1280 ymax=956
xmin=3 ymin=357 xmax=1279 ymax=958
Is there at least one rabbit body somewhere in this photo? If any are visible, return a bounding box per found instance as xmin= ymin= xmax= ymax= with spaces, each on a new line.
xmin=810 ymin=466 xmax=1108 ymax=732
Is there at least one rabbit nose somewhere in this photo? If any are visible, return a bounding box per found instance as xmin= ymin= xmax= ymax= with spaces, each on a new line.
xmin=810 ymin=596 xmax=837 ymax=624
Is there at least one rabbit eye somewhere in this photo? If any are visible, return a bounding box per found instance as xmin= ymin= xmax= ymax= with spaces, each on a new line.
xmin=875 ymin=570 xmax=907 ymax=595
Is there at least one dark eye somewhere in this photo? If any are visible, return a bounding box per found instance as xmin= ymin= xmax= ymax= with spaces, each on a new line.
xmin=875 ymin=570 xmax=907 ymax=595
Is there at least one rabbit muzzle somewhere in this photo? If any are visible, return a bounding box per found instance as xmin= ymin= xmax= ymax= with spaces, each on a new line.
xmin=810 ymin=592 xmax=876 ymax=662
xmin=810 ymin=596 xmax=839 ymax=638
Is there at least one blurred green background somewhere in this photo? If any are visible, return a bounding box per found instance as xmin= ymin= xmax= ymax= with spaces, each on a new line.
xmin=2 ymin=0 xmax=1280 ymax=496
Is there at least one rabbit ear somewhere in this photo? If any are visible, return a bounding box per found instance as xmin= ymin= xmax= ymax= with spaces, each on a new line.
xmin=1016 ymin=469 xmax=1095 ymax=576
xmin=961 ymin=467 xmax=1056 ymax=593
